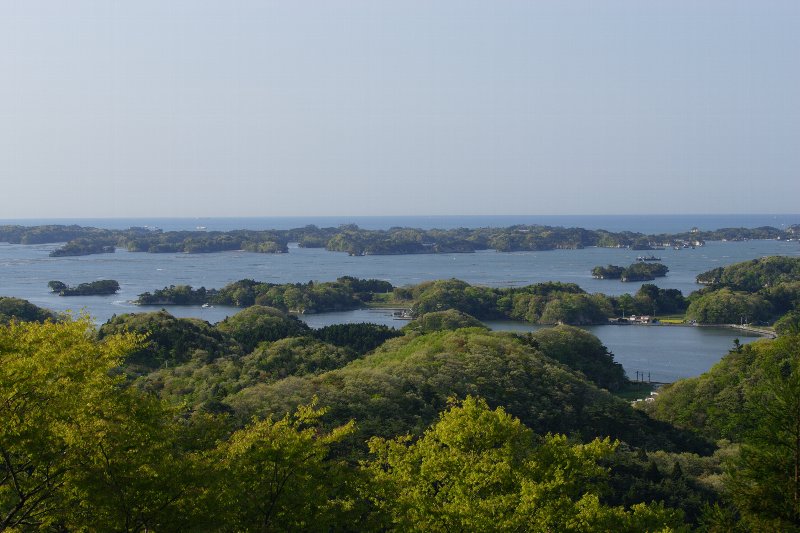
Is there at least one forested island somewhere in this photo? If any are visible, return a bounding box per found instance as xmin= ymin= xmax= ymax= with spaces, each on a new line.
xmin=1 ymin=222 xmax=798 ymax=257
xmin=136 ymin=277 xmax=686 ymax=325
xmin=48 ymin=279 xmax=120 ymax=296
xmin=592 ymin=262 xmax=669 ymax=281
xmin=135 ymin=256 xmax=800 ymax=329
xmin=3 ymin=277 xmax=800 ymax=529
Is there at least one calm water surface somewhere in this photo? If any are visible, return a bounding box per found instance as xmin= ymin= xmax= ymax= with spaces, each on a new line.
xmin=296 ymin=309 xmax=759 ymax=383
xmin=1 ymin=239 xmax=796 ymax=323
xmin=1 ymin=226 xmax=792 ymax=383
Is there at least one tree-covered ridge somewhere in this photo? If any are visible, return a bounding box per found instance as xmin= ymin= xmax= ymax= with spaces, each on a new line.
xmin=642 ymin=334 xmax=800 ymax=441
xmin=136 ymin=276 xmax=389 ymax=313
xmin=641 ymin=333 xmax=800 ymax=530
xmin=129 ymin=255 xmax=797 ymax=328
xmin=7 ymin=304 xmax=800 ymax=529
xmin=688 ymin=256 xmax=800 ymax=324
xmin=105 ymin=306 xmax=677 ymax=452
xmin=2 ymin=222 xmax=795 ymax=257
xmin=696 ymin=255 xmax=800 ymax=291
xmin=0 ymin=297 xmax=58 ymax=324
xmin=137 ymin=277 xmax=691 ymax=325
xmin=1 ymin=316 xmax=704 ymax=531
xmin=0 ymin=225 xmax=289 ymax=255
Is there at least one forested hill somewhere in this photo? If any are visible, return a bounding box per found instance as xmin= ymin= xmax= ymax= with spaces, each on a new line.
xmin=3 ymin=294 xmax=800 ymax=529
xmin=1 ymin=222 xmax=796 ymax=256
xmin=688 ymin=256 xmax=800 ymax=326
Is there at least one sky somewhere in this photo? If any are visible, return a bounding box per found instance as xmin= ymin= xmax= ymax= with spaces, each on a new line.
xmin=1 ymin=1 xmax=798 ymax=218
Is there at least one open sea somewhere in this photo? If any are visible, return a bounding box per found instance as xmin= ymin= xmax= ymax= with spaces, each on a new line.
xmin=2 ymin=214 xmax=798 ymax=382
xmin=2 ymin=214 xmax=799 ymax=234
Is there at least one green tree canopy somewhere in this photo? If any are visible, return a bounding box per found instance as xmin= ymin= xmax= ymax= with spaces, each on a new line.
xmin=216 ymin=305 xmax=311 ymax=352
xmin=402 ymin=309 xmax=487 ymax=334
xmin=365 ymin=396 xmax=687 ymax=532
xmin=0 ymin=297 xmax=57 ymax=324
xmin=99 ymin=310 xmax=240 ymax=372
xmin=530 ymin=325 xmax=627 ymax=391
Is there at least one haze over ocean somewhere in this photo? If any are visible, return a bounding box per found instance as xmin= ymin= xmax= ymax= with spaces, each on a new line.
xmin=2 ymin=214 xmax=799 ymax=235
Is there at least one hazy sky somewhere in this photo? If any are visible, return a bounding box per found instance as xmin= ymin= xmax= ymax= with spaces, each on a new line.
xmin=1 ymin=1 xmax=798 ymax=218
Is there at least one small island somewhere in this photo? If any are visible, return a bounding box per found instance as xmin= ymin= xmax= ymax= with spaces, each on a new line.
xmin=48 ymin=280 xmax=121 ymax=296
xmin=592 ymin=263 xmax=669 ymax=282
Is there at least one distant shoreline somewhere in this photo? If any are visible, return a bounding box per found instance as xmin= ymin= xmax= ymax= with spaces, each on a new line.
xmin=2 ymin=213 xmax=799 ymax=234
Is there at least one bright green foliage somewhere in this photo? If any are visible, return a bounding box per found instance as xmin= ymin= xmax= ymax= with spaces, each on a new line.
xmin=530 ymin=325 xmax=627 ymax=391
xmin=99 ymin=310 xmax=240 ymax=371
xmin=59 ymin=389 xmax=201 ymax=531
xmin=643 ymin=335 xmax=800 ymax=441
xmin=365 ymin=397 xmax=686 ymax=532
xmin=0 ymin=317 xmax=205 ymax=531
xmin=244 ymin=336 xmax=361 ymax=380
xmin=402 ymin=309 xmax=487 ymax=333
xmin=409 ymin=279 xmax=503 ymax=320
xmin=216 ymin=305 xmax=311 ymax=352
xmin=686 ymin=288 xmax=772 ymax=324
xmin=210 ymin=402 xmax=356 ymax=531
xmin=539 ymin=293 xmax=614 ymax=325
xmin=1 ymin=318 xmax=121 ymax=528
xmin=0 ymin=318 xmax=133 ymax=528
xmin=775 ymin=310 xmax=800 ymax=336
xmin=696 ymin=256 xmax=800 ymax=292
xmin=229 ymin=329 xmax=711 ymax=453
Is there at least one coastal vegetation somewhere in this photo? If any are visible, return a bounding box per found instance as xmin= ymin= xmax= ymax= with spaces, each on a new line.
xmin=688 ymin=256 xmax=800 ymax=324
xmin=0 ymin=296 xmax=58 ymax=324
xmin=48 ymin=279 xmax=120 ymax=296
xmin=136 ymin=277 xmax=386 ymax=313
xmin=137 ymin=277 xmax=692 ymax=326
xmin=642 ymin=333 xmax=800 ymax=530
xmin=592 ymin=263 xmax=669 ymax=281
xmin=2 ymin=222 xmax=797 ymax=257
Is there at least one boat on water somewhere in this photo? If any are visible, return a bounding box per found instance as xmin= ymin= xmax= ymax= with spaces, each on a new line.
xmin=392 ymin=309 xmax=414 ymax=320
xmin=636 ymin=255 xmax=662 ymax=262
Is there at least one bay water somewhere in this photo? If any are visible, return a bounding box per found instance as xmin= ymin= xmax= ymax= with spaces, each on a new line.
xmin=2 ymin=215 xmax=797 ymax=382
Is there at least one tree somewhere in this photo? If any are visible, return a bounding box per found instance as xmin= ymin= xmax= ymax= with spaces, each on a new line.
xmin=0 ymin=317 xmax=202 ymax=531
xmin=0 ymin=297 xmax=57 ymax=324
xmin=531 ymin=325 xmax=627 ymax=391
xmin=0 ymin=317 xmax=137 ymax=529
xmin=210 ymin=402 xmax=356 ymax=531
xmin=48 ymin=280 xmax=67 ymax=293
xmin=364 ymin=396 xmax=686 ymax=532
xmin=728 ymin=343 xmax=800 ymax=530
xmin=216 ymin=306 xmax=311 ymax=352
xmin=402 ymin=309 xmax=487 ymax=334
xmin=686 ymin=288 xmax=772 ymax=324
